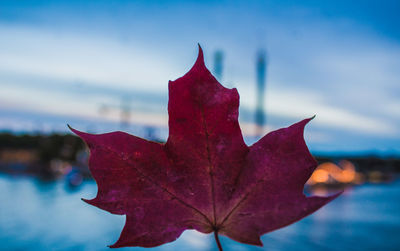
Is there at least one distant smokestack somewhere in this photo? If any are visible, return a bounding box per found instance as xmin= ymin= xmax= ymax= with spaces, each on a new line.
xmin=213 ymin=50 xmax=224 ymax=81
xmin=255 ymin=50 xmax=267 ymax=135
xmin=120 ymin=97 xmax=131 ymax=129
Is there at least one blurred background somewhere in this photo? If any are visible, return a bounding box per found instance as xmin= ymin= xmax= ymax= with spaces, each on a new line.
xmin=0 ymin=0 xmax=399 ymax=250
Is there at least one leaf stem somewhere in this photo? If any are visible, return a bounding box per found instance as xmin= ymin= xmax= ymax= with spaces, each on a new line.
xmin=214 ymin=231 xmax=223 ymax=251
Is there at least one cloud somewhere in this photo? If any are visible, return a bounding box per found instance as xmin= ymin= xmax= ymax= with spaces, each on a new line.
xmin=0 ymin=24 xmax=177 ymax=91
xmin=265 ymin=88 xmax=398 ymax=136
xmin=0 ymin=1 xmax=399 ymax=153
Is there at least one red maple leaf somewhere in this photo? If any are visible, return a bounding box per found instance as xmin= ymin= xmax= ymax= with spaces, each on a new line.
xmin=70 ymin=46 xmax=340 ymax=250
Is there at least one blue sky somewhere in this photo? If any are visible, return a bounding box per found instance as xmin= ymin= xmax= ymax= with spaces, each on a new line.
xmin=0 ymin=0 xmax=399 ymax=154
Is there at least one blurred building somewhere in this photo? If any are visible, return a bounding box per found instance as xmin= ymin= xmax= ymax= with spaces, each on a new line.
xmin=255 ymin=50 xmax=267 ymax=136
xmin=213 ymin=50 xmax=224 ymax=81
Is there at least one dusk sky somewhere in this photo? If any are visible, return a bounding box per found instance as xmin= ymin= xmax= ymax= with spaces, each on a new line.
xmin=0 ymin=0 xmax=399 ymax=154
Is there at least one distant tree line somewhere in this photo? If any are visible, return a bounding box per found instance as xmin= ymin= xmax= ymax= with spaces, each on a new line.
xmin=0 ymin=133 xmax=85 ymax=163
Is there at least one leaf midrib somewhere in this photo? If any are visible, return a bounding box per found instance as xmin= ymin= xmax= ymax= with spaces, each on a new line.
xmin=200 ymin=108 xmax=217 ymax=228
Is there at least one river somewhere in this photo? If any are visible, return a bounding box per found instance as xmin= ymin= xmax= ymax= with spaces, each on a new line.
xmin=1 ymin=175 xmax=399 ymax=250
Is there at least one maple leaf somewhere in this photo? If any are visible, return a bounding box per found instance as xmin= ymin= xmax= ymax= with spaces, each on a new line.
xmin=70 ymin=46 xmax=340 ymax=250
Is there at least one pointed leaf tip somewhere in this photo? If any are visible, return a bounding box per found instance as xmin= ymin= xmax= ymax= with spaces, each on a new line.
xmin=330 ymin=190 xmax=344 ymax=200
xmin=67 ymin=124 xmax=79 ymax=135
xmin=69 ymin=126 xmax=84 ymax=138
xmin=81 ymin=198 xmax=93 ymax=205
xmin=197 ymin=43 xmax=203 ymax=54
xmin=304 ymin=115 xmax=316 ymax=124
xmin=194 ymin=44 xmax=205 ymax=67
xmin=180 ymin=44 xmax=207 ymax=78
xmin=294 ymin=116 xmax=316 ymax=130
xmin=68 ymin=126 xmax=93 ymax=144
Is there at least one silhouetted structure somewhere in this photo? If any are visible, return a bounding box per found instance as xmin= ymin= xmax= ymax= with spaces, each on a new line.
xmin=99 ymin=96 xmax=132 ymax=130
xmin=213 ymin=50 xmax=224 ymax=81
xmin=255 ymin=50 xmax=267 ymax=135
xmin=120 ymin=96 xmax=131 ymax=129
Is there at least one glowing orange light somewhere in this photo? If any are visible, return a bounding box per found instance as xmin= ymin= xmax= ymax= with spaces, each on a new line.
xmin=307 ymin=160 xmax=359 ymax=185
xmin=312 ymin=169 xmax=329 ymax=183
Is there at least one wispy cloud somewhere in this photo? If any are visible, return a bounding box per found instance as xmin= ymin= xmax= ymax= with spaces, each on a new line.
xmin=0 ymin=1 xmax=399 ymax=153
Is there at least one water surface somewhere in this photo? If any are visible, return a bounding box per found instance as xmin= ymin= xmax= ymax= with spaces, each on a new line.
xmin=1 ymin=175 xmax=399 ymax=250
